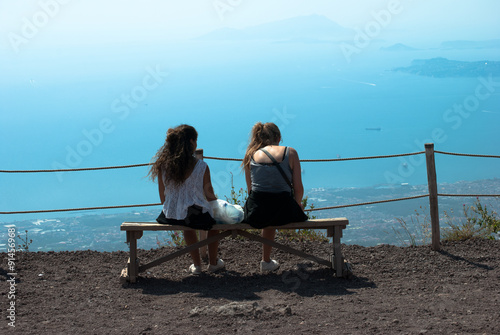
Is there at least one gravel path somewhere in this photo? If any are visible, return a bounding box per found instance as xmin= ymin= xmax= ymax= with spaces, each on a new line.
xmin=1 ymin=238 xmax=499 ymax=334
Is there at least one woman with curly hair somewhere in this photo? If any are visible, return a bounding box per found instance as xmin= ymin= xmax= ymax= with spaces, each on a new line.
xmin=149 ymin=124 xmax=224 ymax=275
xmin=242 ymin=122 xmax=307 ymax=272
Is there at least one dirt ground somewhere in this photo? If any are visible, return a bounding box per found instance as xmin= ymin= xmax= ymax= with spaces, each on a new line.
xmin=1 ymin=238 xmax=499 ymax=334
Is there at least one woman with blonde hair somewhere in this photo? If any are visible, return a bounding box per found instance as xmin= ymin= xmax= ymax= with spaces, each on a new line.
xmin=149 ymin=124 xmax=224 ymax=275
xmin=242 ymin=122 xmax=307 ymax=272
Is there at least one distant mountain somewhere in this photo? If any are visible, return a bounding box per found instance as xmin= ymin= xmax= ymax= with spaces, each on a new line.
xmin=198 ymin=27 xmax=251 ymax=40
xmin=393 ymin=57 xmax=500 ymax=77
xmin=440 ymin=39 xmax=500 ymax=50
xmin=381 ymin=43 xmax=418 ymax=51
xmin=273 ymin=37 xmax=337 ymax=44
xmin=195 ymin=14 xmax=353 ymax=41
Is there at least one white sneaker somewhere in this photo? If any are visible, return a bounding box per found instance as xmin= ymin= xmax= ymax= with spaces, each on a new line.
xmin=188 ymin=264 xmax=202 ymax=275
xmin=207 ymin=259 xmax=225 ymax=273
xmin=260 ymin=260 xmax=280 ymax=273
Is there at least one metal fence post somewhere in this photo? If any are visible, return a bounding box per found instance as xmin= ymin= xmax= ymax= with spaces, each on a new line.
xmin=425 ymin=143 xmax=440 ymax=251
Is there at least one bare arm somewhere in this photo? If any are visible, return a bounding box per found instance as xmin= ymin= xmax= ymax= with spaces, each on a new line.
xmin=158 ymin=171 xmax=165 ymax=204
xmin=203 ymin=165 xmax=217 ymax=201
xmin=289 ymin=147 xmax=304 ymax=206
xmin=244 ymin=165 xmax=252 ymax=193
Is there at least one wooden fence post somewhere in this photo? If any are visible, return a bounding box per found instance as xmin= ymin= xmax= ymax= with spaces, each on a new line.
xmin=425 ymin=143 xmax=440 ymax=251
xmin=195 ymin=149 xmax=209 ymax=260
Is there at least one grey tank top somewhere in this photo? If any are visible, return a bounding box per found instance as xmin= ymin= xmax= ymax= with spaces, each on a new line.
xmin=250 ymin=147 xmax=292 ymax=193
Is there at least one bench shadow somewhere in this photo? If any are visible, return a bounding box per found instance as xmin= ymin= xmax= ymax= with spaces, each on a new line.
xmin=438 ymin=250 xmax=493 ymax=270
xmin=124 ymin=264 xmax=376 ymax=300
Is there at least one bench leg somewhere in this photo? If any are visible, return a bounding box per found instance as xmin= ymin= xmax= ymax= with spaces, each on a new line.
xmin=126 ymin=231 xmax=142 ymax=283
xmin=333 ymin=226 xmax=343 ymax=277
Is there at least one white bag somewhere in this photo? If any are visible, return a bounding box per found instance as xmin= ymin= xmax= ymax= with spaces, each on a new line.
xmin=210 ymin=199 xmax=244 ymax=224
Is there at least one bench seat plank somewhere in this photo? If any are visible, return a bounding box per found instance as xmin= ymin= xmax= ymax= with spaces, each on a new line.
xmin=120 ymin=218 xmax=349 ymax=232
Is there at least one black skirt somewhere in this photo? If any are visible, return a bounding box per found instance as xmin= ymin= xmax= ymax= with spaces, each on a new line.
xmin=243 ymin=191 xmax=308 ymax=229
xmin=156 ymin=205 xmax=215 ymax=231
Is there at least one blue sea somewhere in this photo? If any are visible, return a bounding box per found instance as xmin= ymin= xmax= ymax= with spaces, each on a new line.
xmin=1 ymin=39 xmax=499 ymax=250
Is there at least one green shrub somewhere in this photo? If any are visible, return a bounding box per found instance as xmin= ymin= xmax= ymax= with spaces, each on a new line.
xmin=471 ymin=197 xmax=500 ymax=236
xmin=442 ymin=200 xmax=493 ymax=241
xmin=302 ymin=196 xmax=317 ymax=220
xmin=395 ymin=198 xmax=499 ymax=245
xmin=17 ymin=230 xmax=33 ymax=252
xmin=224 ymin=172 xmax=247 ymax=207
xmin=393 ymin=206 xmax=431 ymax=247
xmin=276 ymin=228 xmax=328 ymax=242
xmin=156 ymin=231 xmax=186 ymax=248
xmin=169 ymin=231 xmax=186 ymax=247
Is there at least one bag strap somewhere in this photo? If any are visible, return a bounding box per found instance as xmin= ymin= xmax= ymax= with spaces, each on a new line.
xmin=260 ymin=148 xmax=293 ymax=192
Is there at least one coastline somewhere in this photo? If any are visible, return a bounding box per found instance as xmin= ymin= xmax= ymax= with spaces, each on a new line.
xmin=1 ymin=178 xmax=498 ymax=252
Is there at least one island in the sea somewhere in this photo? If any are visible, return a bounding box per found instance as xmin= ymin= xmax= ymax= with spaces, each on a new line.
xmin=393 ymin=57 xmax=500 ymax=77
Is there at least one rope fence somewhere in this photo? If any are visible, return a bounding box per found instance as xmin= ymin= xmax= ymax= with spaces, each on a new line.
xmin=205 ymin=151 xmax=426 ymax=163
xmin=435 ymin=150 xmax=500 ymax=159
xmin=203 ymin=156 xmax=242 ymax=162
xmin=3 ymin=193 xmax=497 ymax=215
xmin=0 ymin=151 xmax=426 ymax=174
xmin=2 ymin=149 xmax=498 ymax=174
xmin=300 ymin=151 xmax=425 ymax=162
xmin=0 ymin=163 xmax=151 ymax=174
xmin=438 ymin=194 xmax=500 ymax=198
xmin=0 ymin=203 xmax=161 ymax=215
xmin=306 ymin=194 xmax=430 ymax=212
xmin=0 ymin=147 xmax=498 ymax=222
xmin=0 ymin=195 xmax=436 ymax=215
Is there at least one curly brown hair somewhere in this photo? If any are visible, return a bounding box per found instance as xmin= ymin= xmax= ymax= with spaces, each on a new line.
xmin=148 ymin=124 xmax=198 ymax=185
xmin=242 ymin=122 xmax=281 ymax=169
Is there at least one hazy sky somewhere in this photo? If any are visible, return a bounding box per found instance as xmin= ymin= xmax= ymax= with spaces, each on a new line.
xmin=1 ymin=0 xmax=499 ymax=50
xmin=1 ymin=1 xmax=499 ymax=218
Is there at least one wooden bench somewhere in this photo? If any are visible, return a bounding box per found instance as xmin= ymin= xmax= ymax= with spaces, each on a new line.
xmin=120 ymin=218 xmax=349 ymax=283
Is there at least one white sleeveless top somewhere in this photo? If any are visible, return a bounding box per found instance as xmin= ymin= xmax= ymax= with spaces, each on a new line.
xmin=161 ymin=159 xmax=213 ymax=220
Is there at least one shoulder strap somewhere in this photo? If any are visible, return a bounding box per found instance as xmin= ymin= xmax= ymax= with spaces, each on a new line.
xmin=260 ymin=148 xmax=293 ymax=191
xmin=282 ymin=146 xmax=289 ymax=161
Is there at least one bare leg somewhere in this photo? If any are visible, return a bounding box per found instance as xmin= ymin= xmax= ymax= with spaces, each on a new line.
xmin=262 ymin=228 xmax=276 ymax=262
xmin=207 ymin=230 xmax=220 ymax=265
xmin=199 ymin=230 xmax=208 ymax=260
xmin=183 ymin=230 xmax=201 ymax=266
